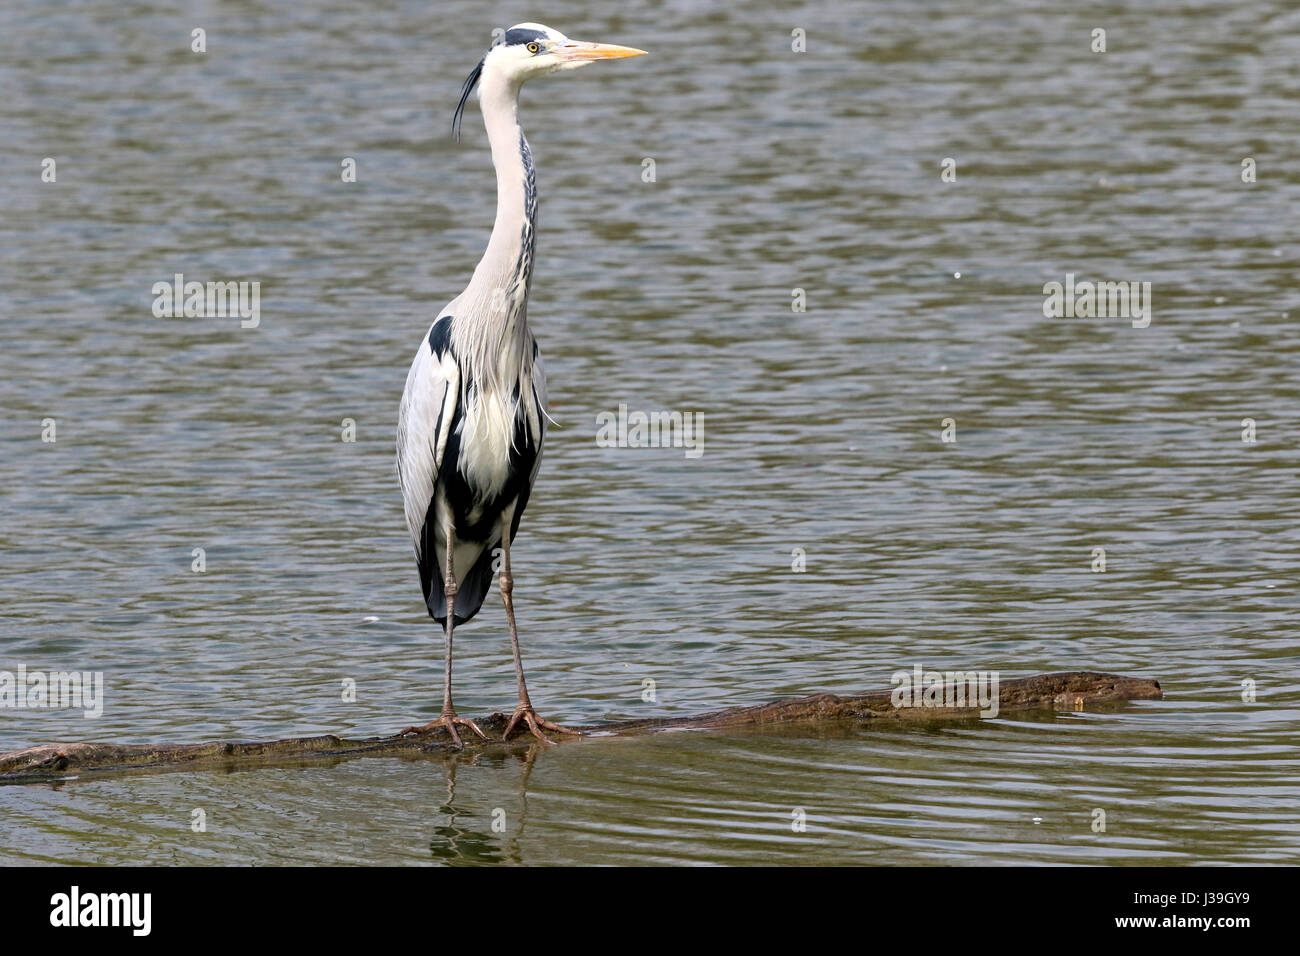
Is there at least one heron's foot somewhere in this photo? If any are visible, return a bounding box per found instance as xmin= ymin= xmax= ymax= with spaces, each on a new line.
xmin=501 ymin=703 xmax=583 ymax=746
xmin=398 ymin=712 xmax=488 ymax=749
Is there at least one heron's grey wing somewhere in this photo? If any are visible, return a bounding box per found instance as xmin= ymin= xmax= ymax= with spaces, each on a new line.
xmin=397 ymin=316 xmax=459 ymax=558
xmin=505 ymin=339 xmax=548 ymax=544
xmin=527 ymin=342 xmax=548 ymax=487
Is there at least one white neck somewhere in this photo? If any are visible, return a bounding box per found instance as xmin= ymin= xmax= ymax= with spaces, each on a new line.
xmin=452 ymin=67 xmax=537 ymax=393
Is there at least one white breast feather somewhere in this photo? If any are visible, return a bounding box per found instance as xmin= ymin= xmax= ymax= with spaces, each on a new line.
xmin=456 ymin=386 xmax=517 ymax=502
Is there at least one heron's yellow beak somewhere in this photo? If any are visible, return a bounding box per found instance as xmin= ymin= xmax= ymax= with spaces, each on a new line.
xmin=557 ymin=41 xmax=648 ymax=61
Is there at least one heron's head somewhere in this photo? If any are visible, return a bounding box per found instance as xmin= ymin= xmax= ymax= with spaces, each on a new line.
xmin=453 ymin=22 xmax=646 ymax=139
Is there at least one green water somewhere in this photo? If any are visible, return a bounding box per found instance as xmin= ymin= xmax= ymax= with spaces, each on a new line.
xmin=1 ymin=0 xmax=1297 ymax=864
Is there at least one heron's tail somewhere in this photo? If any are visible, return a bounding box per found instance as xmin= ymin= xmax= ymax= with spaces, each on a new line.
xmin=425 ymin=542 xmax=496 ymax=626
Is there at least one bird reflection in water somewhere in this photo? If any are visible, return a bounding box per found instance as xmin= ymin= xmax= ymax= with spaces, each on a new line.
xmin=427 ymin=744 xmax=545 ymax=865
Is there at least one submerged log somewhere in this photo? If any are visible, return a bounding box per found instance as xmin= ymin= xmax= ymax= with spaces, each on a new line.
xmin=0 ymin=671 xmax=1160 ymax=783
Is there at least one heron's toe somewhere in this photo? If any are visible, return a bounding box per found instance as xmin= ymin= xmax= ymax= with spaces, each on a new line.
xmin=502 ymin=704 xmax=582 ymax=744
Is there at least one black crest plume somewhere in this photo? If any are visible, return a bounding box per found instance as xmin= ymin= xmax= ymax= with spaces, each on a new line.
xmin=452 ymin=55 xmax=485 ymax=142
xmin=453 ymin=34 xmax=507 ymax=142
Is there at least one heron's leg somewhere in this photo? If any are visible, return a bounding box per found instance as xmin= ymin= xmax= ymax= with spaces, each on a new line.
xmin=498 ymin=509 xmax=582 ymax=744
xmin=400 ymin=516 xmax=487 ymax=747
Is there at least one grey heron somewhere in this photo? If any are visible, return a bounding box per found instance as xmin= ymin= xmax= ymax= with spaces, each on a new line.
xmin=396 ymin=23 xmax=646 ymax=746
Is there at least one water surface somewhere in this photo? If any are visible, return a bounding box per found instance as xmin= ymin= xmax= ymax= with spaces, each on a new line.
xmin=1 ymin=0 xmax=1297 ymax=864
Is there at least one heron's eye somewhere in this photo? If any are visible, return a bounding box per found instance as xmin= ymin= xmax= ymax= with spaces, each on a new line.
xmin=526 ymin=42 xmax=540 ymax=54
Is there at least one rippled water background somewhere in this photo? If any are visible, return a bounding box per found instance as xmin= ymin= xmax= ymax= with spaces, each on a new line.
xmin=1 ymin=0 xmax=1298 ymax=864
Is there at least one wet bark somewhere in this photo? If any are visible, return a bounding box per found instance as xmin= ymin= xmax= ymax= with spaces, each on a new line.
xmin=0 ymin=671 xmax=1161 ymax=783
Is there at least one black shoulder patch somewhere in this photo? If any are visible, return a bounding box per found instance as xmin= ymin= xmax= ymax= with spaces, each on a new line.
xmin=428 ymin=315 xmax=453 ymax=356
xmin=504 ymin=27 xmax=547 ymax=46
